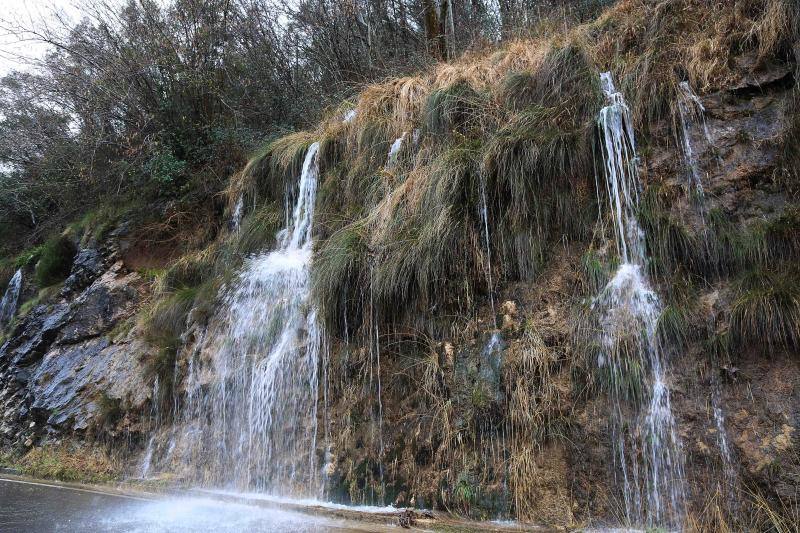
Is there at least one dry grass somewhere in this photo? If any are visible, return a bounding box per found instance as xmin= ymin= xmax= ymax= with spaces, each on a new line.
xmin=747 ymin=489 xmax=800 ymax=533
xmin=504 ymin=325 xmax=571 ymax=522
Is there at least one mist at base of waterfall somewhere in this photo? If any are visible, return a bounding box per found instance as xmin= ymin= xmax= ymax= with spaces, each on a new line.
xmin=0 ymin=477 xmax=379 ymax=533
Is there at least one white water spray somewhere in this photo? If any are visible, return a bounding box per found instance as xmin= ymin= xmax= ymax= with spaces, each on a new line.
xmin=139 ymin=376 xmax=161 ymax=478
xmin=478 ymin=172 xmax=497 ymax=323
xmin=176 ymin=143 xmax=323 ymax=496
xmin=343 ymin=110 xmax=357 ymax=123
xmin=594 ymin=73 xmax=686 ymax=528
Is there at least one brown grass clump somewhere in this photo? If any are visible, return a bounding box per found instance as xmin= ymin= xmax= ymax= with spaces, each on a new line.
xmin=503 ymin=324 xmax=572 ymax=523
xmin=225 ymin=131 xmax=315 ymax=220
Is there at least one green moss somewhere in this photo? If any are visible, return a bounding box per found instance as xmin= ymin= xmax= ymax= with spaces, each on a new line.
xmin=233 ymin=203 xmax=283 ymax=257
xmin=34 ymin=234 xmax=77 ymax=287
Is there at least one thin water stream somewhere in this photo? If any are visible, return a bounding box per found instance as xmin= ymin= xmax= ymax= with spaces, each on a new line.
xmin=676 ymin=81 xmax=713 ymax=199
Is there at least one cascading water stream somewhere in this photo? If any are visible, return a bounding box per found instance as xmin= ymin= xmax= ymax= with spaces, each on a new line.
xmin=0 ymin=269 xmax=22 ymax=329
xmin=478 ymin=172 xmax=497 ymax=324
xmin=139 ymin=376 xmax=161 ymax=478
xmin=175 ymin=142 xmax=323 ymax=496
xmin=594 ymin=73 xmax=686 ymax=528
xmin=710 ymin=380 xmax=738 ymax=512
xmin=386 ymin=132 xmax=407 ymax=168
xmin=676 ymin=81 xmax=715 ymax=202
xmin=230 ymin=195 xmax=244 ymax=232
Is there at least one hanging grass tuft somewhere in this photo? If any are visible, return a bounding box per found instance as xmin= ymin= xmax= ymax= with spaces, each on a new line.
xmin=730 ymin=266 xmax=800 ymax=353
xmin=424 ymin=81 xmax=487 ymax=138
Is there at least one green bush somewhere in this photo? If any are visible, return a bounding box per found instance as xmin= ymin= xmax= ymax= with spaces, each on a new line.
xmin=34 ymin=234 xmax=77 ymax=287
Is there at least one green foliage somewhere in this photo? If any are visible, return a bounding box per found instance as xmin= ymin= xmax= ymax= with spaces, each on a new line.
xmin=13 ymin=246 xmax=42 ymax=269
xmin=470 ymin=384 xmax=491 ymax=411
xmin=227 ymin=132 xmax=314 ymax=220
xmin=637 ymin=189 xmax=800 ymax=281
xmin=593 ymin=334 xmax=647 ymax=405
xmin=730 ymin=266 xmax=800 ymax=353
xmin=68 ymin=205 xmax=126 ymax=246
xmin=16 ymin=445 xmax=118 ymax=484
xmin=656 ymin=304 xmax=689 ymax=351
xmin=483 ymin=106 xmax=592 ymax=194
xmin=637 ymin=185 xmax=697 ymax=277
xmin=147 ymin=149 xmax=187 ymax=189
xmin=17 ymin=285 xmax=61 ymax=318
xmin=581 ymin=249 xmax=614 ymax=294
xmin=508 ymin=40 xmax=600 ymax=120
xmin=144 ymin=287 xmax=198 ymax=350
xmin=454 ymin=471 xmax=477 ymax=514
xmin=34 ymin=234 xmax=77 ymax=287
xmin=233 ymin=204 xmax=283 ymax=257
xmin=313 ymin=221 xmax=368 ymax=333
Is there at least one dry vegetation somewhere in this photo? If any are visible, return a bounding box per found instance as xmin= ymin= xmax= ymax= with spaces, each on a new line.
xmin=136 ymin=0 xmax=800 ymax=525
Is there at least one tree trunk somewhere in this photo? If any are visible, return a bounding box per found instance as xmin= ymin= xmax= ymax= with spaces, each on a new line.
xmin=422 ymin=0 xmax=447 ymax=60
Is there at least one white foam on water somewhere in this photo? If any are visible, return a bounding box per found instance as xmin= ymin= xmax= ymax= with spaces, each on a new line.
xmin=171 ymin=143 xmax=324 ymax=497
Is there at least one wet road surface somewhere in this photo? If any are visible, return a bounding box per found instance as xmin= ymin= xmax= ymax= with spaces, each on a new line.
xmin=0 ymin=477 xmax=379 ymax=532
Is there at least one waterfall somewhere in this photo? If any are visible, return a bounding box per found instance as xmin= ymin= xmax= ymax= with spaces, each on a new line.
xmin=676 ymin=81 xmax=713 ymax=200
xmin=478 ymin=172 xmax=497 ymax=323
xmin=0 ymin=269 xmax=22 ymax=329
xmin=343 ymin=110 xmax=357 ymax=123
xmin=176 ymin=142 xmax=323 ymax=496
xmin=712 ymin=398 xmax=735 ymax=480
xmin=230 ymin=195 xmax=244 ymax=232
xmin=139 ymin=377 xmax=161 ymax=478
xmin=594 ymin=73 xmax=686 ymax=528
xmin=386 ymin=132 xmax=408 ymax=168
xmin=711 ymin=385 xmax=738 ymax=511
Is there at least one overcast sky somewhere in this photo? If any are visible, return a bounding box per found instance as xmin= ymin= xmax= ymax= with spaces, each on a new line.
xmin=0 ymin=0 xmax=82 ymax=75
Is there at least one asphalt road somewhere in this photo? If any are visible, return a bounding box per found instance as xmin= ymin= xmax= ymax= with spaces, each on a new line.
xmin=0 ymin=476 xmax=373 ymax=532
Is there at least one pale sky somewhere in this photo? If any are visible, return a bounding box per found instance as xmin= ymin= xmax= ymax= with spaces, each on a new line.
xmin=0 ymin=0 xmax=82 ymax=74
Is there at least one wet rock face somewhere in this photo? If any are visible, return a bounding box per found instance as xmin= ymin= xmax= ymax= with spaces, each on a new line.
xmin=649 ymin=59 xmax=795 ymax=226
xmin=0 ymin=254 xmax=149 ymax=448
xmin=60 ymin=248 xmax=108 ymax=297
